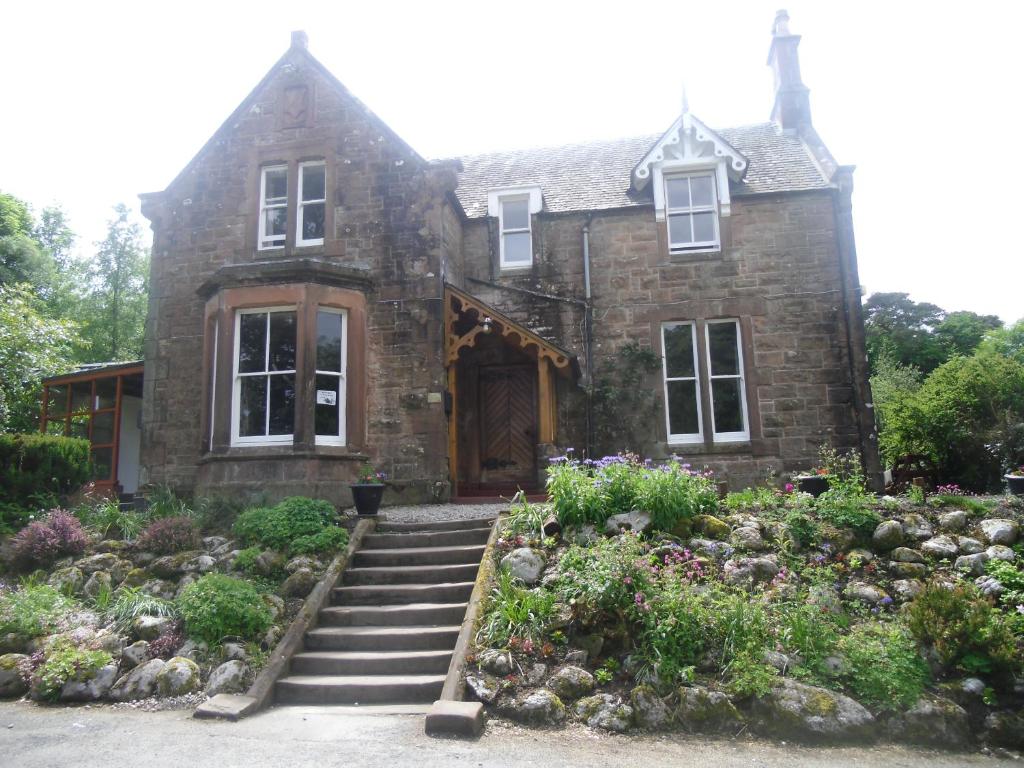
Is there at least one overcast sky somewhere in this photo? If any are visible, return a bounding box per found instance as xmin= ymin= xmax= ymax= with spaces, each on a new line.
xmin=2 ymin=0 xmax=1022 ymax=323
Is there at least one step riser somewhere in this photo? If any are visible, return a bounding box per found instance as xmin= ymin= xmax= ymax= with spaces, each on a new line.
xmin=305 ymin=631 xmax=460 ymax=652
xmin=376 ymin=518 xmax=496 ymax=533
xmin=343 ymin=564 xmax=480 ymax=585
xmin=290 ymin=655 xmax=452 ymax=676
xmin=276 ymin=680 xmax=443 ymax=705
xmin=319 ymin=604 xmax=468 ymax=627
xmin=332 ymin=583 xmax=475 ymax=606
xmin=353 ymin=546 xmax=485 ymax=568
xmin=363 ymin=529 xmax=490 ymax=549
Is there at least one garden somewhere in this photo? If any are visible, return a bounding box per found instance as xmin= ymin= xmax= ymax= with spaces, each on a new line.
xmin=468 ymin=450 xmax=1024 ymax=751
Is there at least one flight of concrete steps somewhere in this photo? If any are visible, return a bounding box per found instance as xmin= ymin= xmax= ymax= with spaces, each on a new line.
xmin=274 ymin=516 xmax=495 ymax=706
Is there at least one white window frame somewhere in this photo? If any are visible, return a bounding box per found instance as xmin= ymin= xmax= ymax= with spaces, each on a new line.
xmin=704 ymin=319 xmax=749 ymax=442
xmin=314 ymin=307 xmax=348 ymax=447
xmin=258 ymin=165 xmax=288 ymax=250
xmin=662 ymin=321 xmax=704 ymax=445
xmin=296 ymin=161 xmax=326 ymax=247
xmin=664 ymin=171 xmax=720 ymax=253
xmin=498 ymin=195 xmax=532 ymax=270
xmin=231 ymin=306 xmax=297 ymax=447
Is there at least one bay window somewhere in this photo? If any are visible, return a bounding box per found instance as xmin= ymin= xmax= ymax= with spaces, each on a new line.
xmin=314 ymin=308 xmax=347 ymax=445
xmin=233 ymin=308 xmax=297 ymax=444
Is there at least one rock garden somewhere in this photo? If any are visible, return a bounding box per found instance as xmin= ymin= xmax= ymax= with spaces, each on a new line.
xmin=467 ymin=451 xmax=1024 ymax=754
xmin=0 ymin=489 xmax=350 ymax=708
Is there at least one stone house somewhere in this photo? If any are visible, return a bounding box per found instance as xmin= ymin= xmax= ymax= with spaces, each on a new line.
xmin=41 ymin=10 xmax=880 ymax=504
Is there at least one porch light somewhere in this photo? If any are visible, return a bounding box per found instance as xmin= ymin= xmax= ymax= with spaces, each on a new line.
xmin=481 ymin=316 xmax=493 ymax=334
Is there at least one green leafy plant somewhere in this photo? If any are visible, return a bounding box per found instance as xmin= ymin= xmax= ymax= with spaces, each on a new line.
xmin=232 ymin=497 xmax=337 ymax=554
xmin=30 ymin=638 xmax=112 ymax=701
xmin=80 ymin=498 xmax=143 ymax=540
xmin=106 ymin=587 xmax=178 ymax=630
xmin=783 ymin=509 xmax=818 ymax=548
xmin=724 ymin=650 xmax=778 ymax=698
xmin=985 ymin=559 xmax=1024 ymax=610
xmin=288 ymin=526 xmax=349 ymax=556
xmin=477 ymin=570 xmax=556 ymax=647
xmin=145 ymin=484 xmax=192 ymax=519
xmin=0 ymin=433 xmax=91 ymax=532
xmin=231 ymin=546 xmax=262 ymax=574
xmin=504 ymin=498 xmax=548 ymax=538
xmin=837 ymin=623 xmax=929 ymax=710
xmin=907 ymin=484 xmax=926 ymax=504
xmin=0 ymin=583 xmax=77 ymax=638
xmin=177 ymin=574 xmax=272 ymax=645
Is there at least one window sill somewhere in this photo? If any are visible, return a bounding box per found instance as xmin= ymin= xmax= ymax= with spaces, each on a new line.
xmin=665 ymin=441 xmax=753 ymax=456
xmin=498 ymin=264 xmax=534 ymax=274
xmin=668 ymin=248 xmax=722 ymax=263
xmin=200 ymin=445 xmax=368 ymax=463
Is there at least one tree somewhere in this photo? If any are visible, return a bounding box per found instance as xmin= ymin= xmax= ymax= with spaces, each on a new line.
xmin=33 ymin=206 xmax=76 ymax=270
xmin=0 ymin=191 xmax=56 ymax=292
xmin=933 ymin=310 xmax=1003 ymax=360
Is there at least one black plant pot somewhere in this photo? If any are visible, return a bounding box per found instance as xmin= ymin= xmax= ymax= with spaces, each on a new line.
xmin=351 ymin=483 xmax=385 ymax=515
xmin=796 ymin=475 xmax=830 ymax=498
xmin=1006 ymin=475 xmax=1024 ymax=497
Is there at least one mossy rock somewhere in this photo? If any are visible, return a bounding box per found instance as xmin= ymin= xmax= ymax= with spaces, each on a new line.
xmin=155 ymin=656 xmax=200 ymax=697
xmin=121 ymin=568 xmax=150 ymax=588
xmin=0 ymin=653 xmax=29 ymax=698
xmin=694 ymin=515 xmax=730 ymax=540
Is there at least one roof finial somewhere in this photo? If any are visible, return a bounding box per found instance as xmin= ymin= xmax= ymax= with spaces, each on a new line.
xmin=773 ymin=9 xmax=791 ymax=36
xmin=291 ymin=30 xmax=309 ymax=50
xmin=681 ymin=82 xmax=690 ymax=116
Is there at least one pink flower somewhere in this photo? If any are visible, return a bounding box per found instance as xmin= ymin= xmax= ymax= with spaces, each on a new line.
xmin=785 ymin=483 xmax=795 ymax=493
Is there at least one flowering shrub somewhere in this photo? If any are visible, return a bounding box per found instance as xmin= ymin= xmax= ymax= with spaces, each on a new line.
xmin=28 ymin=637 xmax=112 ymax=701
xmin=355 ymin=463 xmax=387 ymax=483
xmin=837 ymin=624 xmax=929 ymax=710
xmin=10 ymin=509 xmax=87 ymax=570
xmin=135 ymin=515 xmax=199 ymax=555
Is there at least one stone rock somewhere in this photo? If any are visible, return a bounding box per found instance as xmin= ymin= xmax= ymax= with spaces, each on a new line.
xmin=500 ymin=548 xmax=545 ymax=586
xmin=131 ymin=615 xmax=175 ymax=642
xmin=75 ymin=552 xmax=119 ymax=575
xmin=509 ymin=689 xmax=565 ymax=725
xmin=180 ymin=554 xmax=216 ymax=574
xmin=901 ymin=514 xmax=934 ymax=541
xmin=565 ymin=525 xmax=599 ymax=546
xmin=723 ymin=556 xmax=779 ymax=587
xmin=0 ymin=634 xmax=27 ymax=655
xmin=872 ymin=521 xmax=903 ymax=551
xmin=847 ymin=548 xmax=875 ymax=565
xmin=575 ymin=633 xmax=604 ymax=661
xmin=48 ymin=566 xmax=85 ymax=596
xmin=730 ymin=526 xmax=766 ymax=551
xmin=285 ymin=555 xmax=323 ymax=574
xmin=892 ymin=579 xmax=925 ymax=602
xmin=688 ymin=538 xmax=734 ymax=562
xmin=888 ymin=561 xmax=929 ymax=580
xmin=542 ymin=516 xmax=562 ymax=538
xmin=546 ymin=666 xmax=595 ymax=701
xmin=110 ymin=658 xmax=165 ymax=701
xmin=156 ymin=656 xmax=201 ymax=697
xmin=222 ymin=642 xmax=247 ymax=662
xmin=938 ymin=510 xmax=968 ymax=532
xmin=83 ymin=570 xmax=112 ymax=599
xmin=843 ymin=582 xmax=888 ymax=605
xmin=693 ymin=515 xmax=730 ymax=540
xmin=564 ymin=649 xmax=588 ymax=666
xmin=478 ymin=649 xmax=512 ymax=676
xmin=175 ymin=574 xmax=197 ymax=600
xmin=985 ymin=544 xmax=1016 ymax=562
xmin=961 ymin=677 xmax=986 ymax=697
xmin=547 ymin=603 xmax=572 ymax=632
xmin=574 ymin=693 xmax=633 ymax=732
xmin=59 ymin=663 xmax=118 ymax=702
xmin=980 ymin=519 xmax=1019 ymax=546
xmin=466 ymin=674 xmax=501 ymax=704
xmin=753 ymin=679 xmax=875 ymax=741
xmin=279 ymin=567 xmax=318 ymax=598
xmin=975 ymin=575 xmax=1004 ymax=597
xmin=140 ymin=579 xmax=176 ymax=601
xmin=94 ymin=539 xmax=129 ymax=554
xmin=821 ymin=655 xmax=848 ymax=677
xmin=262 ymin=593 xmax=285 ymax=622
xmin=630 ymin=684 xmax=671 ymax=729
xmin=525 ymin=663 xmax=547 ymax=686
xmin=95 ymin=631 xmax=126 ymax=659
xmin=763 ymin=650 xmax=795 ymax=672
xmin=676 ymin=685 xmax=743 ymax=732
xmin=121 ymin=567 xmax=150 ymax=588
xmin=209 ymin=539 xmax=236 ymax=558
xmin=603 ymin=510 xmax=651 ymax=536
xmin=806 ymin=585 xmax=843 ymax=615
xmin=921 ymin=536 xmax=959 ymax=559
xmin=0 ymin=653 xmax=28 ymax=698
xmin=174 ymin=639 xmax=208 ymax=661
xmin=887 ymin=695 xmax=970 ymax=748
xmin=954 ymin=553 xmax=989 ymax=576
xmin=957 ymin=537 xmax=984 ymax=554
xmin=150 ymin=551 xmax=202 ymax=579
xmin=261 ymin=625 xmax=283 ymax=650
xmin=205 ymin=660 xmax=251 ymax=696
xmin=122 ymin=640 xmax=150 ymax=669
xmin=890 ymin=547 xmax=924 ymax=563
xmin=983 ymin=710 xmax=1024 ymax=749
xmin=202 ymin=536 xmax=229 ymax=552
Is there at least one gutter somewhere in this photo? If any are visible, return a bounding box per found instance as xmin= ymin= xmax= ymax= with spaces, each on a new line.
xmin=583 ymin=217 xmax=595 ymax=457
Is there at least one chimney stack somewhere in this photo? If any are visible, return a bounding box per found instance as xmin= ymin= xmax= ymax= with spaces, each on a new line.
xmin=767 ymin=10 xmax=811 ymax=133
xmin=291 ymin=30 xmax=309 ymax=50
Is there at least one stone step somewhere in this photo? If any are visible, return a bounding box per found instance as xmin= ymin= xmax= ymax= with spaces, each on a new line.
xmin=342 ymin=563 xmax=480 ymax=586
xmin=362 ymin=528 xmax=491 ymax=549
xmin=289 ymin=650 xmax=453 ymax=676
xmin=332 ymin=581 xmax=476 ymax=606
xmin=353 ymin=544 xmax=486 ymax=568
xmin=319 ymin=602 xmax=469 ymax=627
xmin=275 ymin=674 xmax=445 ymax=705
xmin=304 ymin=625 xmax=461 ymax=652
xmin=375 ymin=517 xmax=496 ymax=533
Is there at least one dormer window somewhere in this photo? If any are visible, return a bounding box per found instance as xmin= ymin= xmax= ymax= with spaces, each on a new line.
xmin=259 ymin=165 xmax=288 ymax=249
xmin=297 ymin=161 xmax=326 ymax=246
xmin=665 ymin=172 xmax=719 ymax=252
xmin=486 ymin=186 xmax=543 ymax=272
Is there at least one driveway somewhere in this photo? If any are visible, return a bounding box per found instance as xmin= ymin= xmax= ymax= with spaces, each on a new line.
xmin=0 ymin=701 xmax=1001 ymax=768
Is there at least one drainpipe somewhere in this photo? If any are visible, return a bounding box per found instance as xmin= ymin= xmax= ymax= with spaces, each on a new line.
xmin=583 ymin=217 xmax=595 ymax=458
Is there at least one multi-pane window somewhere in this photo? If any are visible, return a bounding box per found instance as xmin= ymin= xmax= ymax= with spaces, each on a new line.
xmin=665 ymin=172 xmax=719 ymax=252
xmin=661 ymin=319 xmax=749 ymax=444
xmin=233 ymin=309 xmax=297 ymax=444
xmin=259 ymin=166 xmax=288 ymax=249
xmin=499 ymin=196 xmax=532 ymax=269
xmin=297 ymin=162 xmax=326 ymax=246
xmin=314 ymin=308 xmax=347 ymax=445
xmin=43 ymin=379 xmax=118 ymax=480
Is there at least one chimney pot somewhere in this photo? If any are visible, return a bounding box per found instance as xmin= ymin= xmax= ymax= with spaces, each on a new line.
xmin=291 ymin=30 xmax=309 ymax=50
xmin=766 ymin=10 xmax=811 ymax=133
xmin=773 ymin=9 xmax=791 ymax=36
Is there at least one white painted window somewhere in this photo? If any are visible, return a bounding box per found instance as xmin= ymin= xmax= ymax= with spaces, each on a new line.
xmin=665 ymin=172 xmax=719 ymax=252
xmin=661 ymin=322 xmax=703 ymax=444
xmin=499 ymin=196 xmax=532 ymax=269
xmin=258 ymin=166 xmax=288 ymax=250
xmin=314 ymin=308 xmax=347 ymax=446
xmin=705 ymin=319 xmax=749 ymax=441
xmin=232 ymin=308 xmax=297 ymax=445
xmin=297 ymin=161 xmax=326 ymax=247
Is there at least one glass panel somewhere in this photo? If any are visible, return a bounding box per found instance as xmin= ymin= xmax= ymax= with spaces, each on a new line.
xmin=692 ymin=212 xmax=716 ymax=243
xmin=663 ymin=324 xmax=695 ymax=378
xmin=264 ymin=168 xmax=287 ymax=201
xmin=690 ymin=175 xmax=714 ymax=206
xmin=71 ymin=381 xmax=92 ymax=413
xmin=264 ymin=207 xmax=287 ymax=239
xmin=46 ymin=385 xmax=67 ymax=415
xmin=91 ymin=411 xmax=115 ymax=445
xmin=300 ymin=203 xmax=325 ymax=241
xmin=501 ymin=199 xmax=529 ymax=231
xmin=668 ymin=214 xmax=693 ymax=245
xmin=712 ymin=379 xmax=744 ymax=434
xmin=268 ymin=311 xmax=296 ymax=371
xmin=91 ymin=447 xmax=113 ymax=481
xmin=316 ymin=311 xmax=343 ymax=372
xmin=69 ymin=413 xmax=90 ymax=439
xmin=268 ymin=374 xmax=295 ymax=435
xmin=301 ymin=164 xmax=325 ymax=201
xmin=239 ymin=377 xmax=267 ymax=437
xmin=238 ymin=313 xmax=267 ymax=373
xmin=667 ymin=380 xmax=700 ymax=436
xmin=708 ymin=322 xmax=740 ymax=375
xmin=315 ymin=373 xmax=341 ymax=437
xmin=665 ymin=177 xmax=691 ymax=209
xmin=45 ymin=419 xmax=66 ymax=436
xmin=503 ymin=231 xmax=532 ymax=264
xmin=95 ymin=378 xmax=116 ymax=410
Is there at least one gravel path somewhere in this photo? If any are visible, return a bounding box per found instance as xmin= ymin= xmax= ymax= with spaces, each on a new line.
xmin=371 ymin=501 xmax=509 ymax=524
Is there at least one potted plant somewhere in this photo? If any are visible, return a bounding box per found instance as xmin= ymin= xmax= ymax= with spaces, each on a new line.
xmin=1005 ymin=466 xmax=1024 ymax=497
xmin=351 ymin=463 xmax=386 ymax=515
xmin=793 ymin=467 xmax=830 ymax=498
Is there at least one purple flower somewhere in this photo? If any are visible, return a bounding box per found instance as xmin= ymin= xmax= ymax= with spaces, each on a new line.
xmin=880 ymin=597 xmax=893 ymax=606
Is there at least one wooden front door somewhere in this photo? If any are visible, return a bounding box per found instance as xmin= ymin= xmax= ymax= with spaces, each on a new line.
xmin=478 ymin=365 xmax=537 ymax=487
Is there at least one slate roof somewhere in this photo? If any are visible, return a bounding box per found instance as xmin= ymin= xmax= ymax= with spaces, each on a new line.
xmin=450 ymin=122 xmax=832 ymax=219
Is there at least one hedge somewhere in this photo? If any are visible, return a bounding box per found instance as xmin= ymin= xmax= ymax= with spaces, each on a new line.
xmin=0 ymin=433 xmax=91 ymax=531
